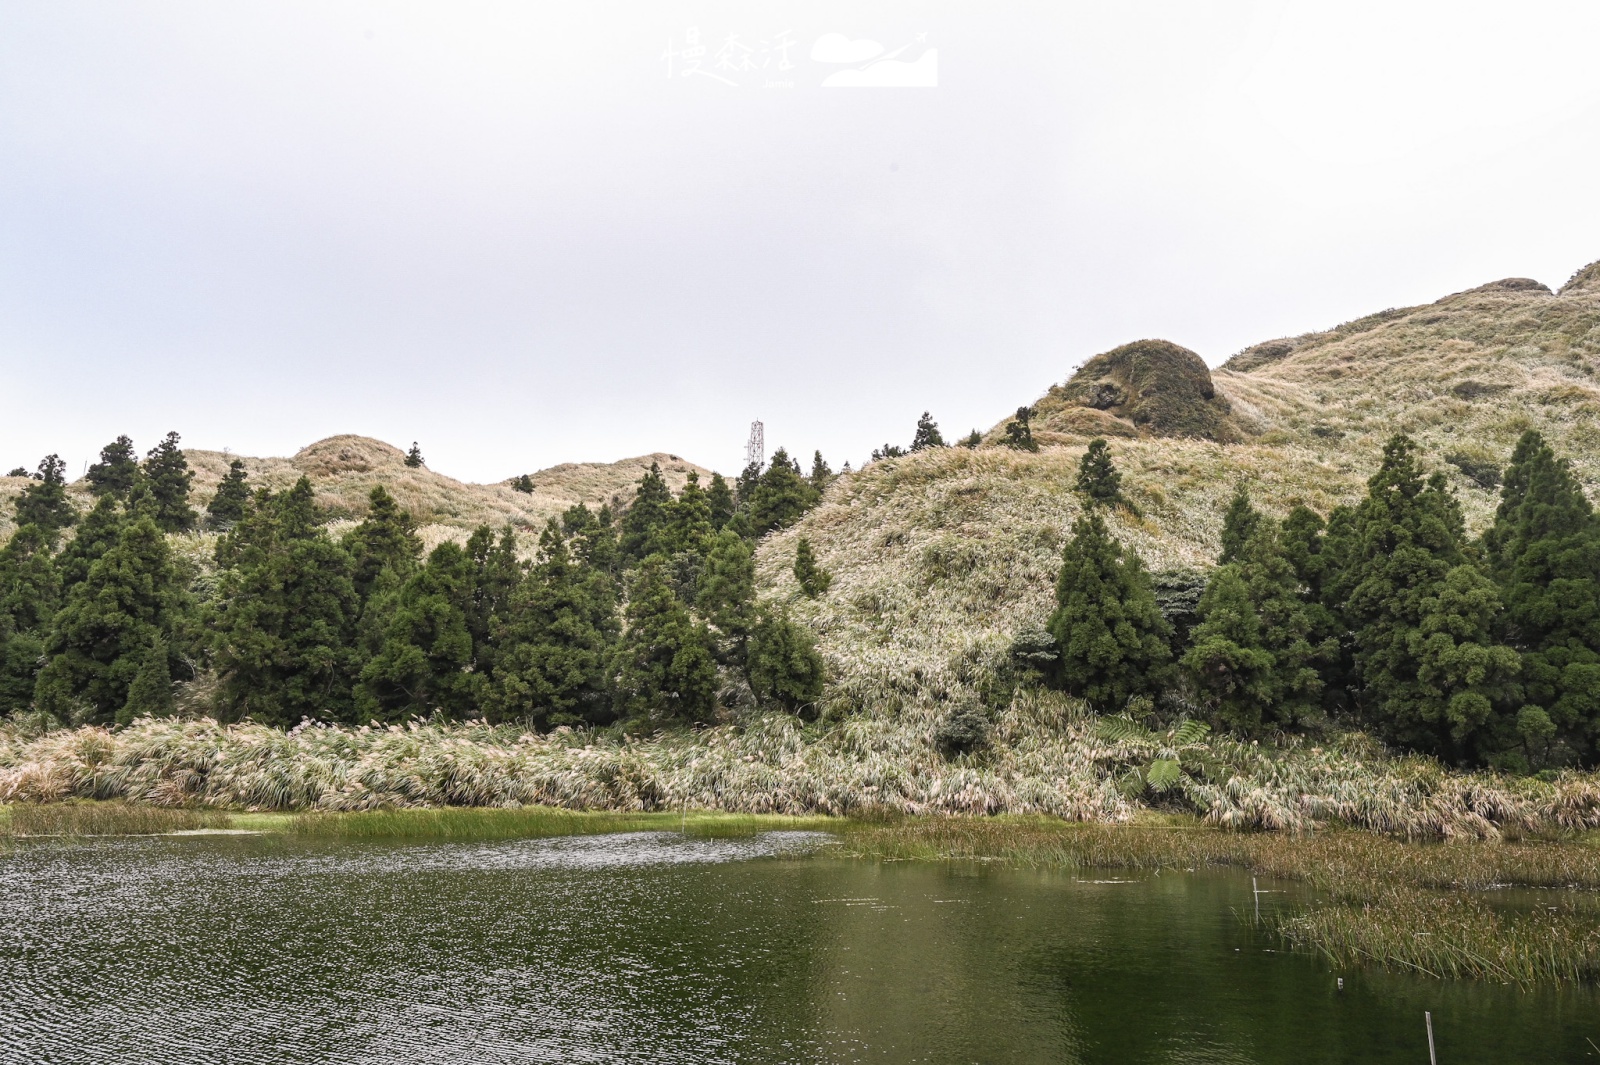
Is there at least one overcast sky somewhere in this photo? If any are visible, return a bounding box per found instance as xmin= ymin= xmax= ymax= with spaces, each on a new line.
xmin=4 ymin=1 xmax=1600 ymax=483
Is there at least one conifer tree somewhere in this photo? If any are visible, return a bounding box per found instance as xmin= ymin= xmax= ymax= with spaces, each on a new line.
xmin=211 ymin=478 xmax=360 ymax=725
xmin=405 ymin=442 xmax=424 ymax=468
xmin=1075 ymin=439 xmax=1122 ymax=507
xmin=142 ymin=432 xmax=197 ymax=533
xmin=1218 ymin=486 xmax=1263 ymax=564
xmin=355 ymin=541 xmax=482 ymax=721
xmin=1003 ymin=407 xmax=1038 ymax=452
xmin=911 ymin=412 xmax=946 ymax=451
xmin=1046 ymin=511 xmax=1172 ymax=709
xmin=512 ymin=474 xmax=535 ymax=493
xmin=747 ymin=605 xmax=825 ymax=714
xmin=747 ymin=448 xmax=819 ymax=535
xmin=206 ymin=459 xmax=251 ymax=528
xmin=736 ymin=460 xmax=763 ymax=512
xmin=343 ymin=486 xmax=422 ymax=600
xmin=620 ymin=462 xmax=674 ymax=561
xmin=959 ymin=430 xmax=983 ymax=449
xmin=0 ymin=524 xmax=60 ymax=715
xmin=794 ymin=537 xmax=832 ymax=597
xmin=120 ymin=636 xmax=174 ymax=723
xmin=492 ymin=521 xmax=618 ymax=727
xmin=662 ymin=471 xmax=713 ymax=555
xmin=56 ymin=494 xmax=124 ymax=588
xmin=1482 ymin=430 xmax=1600 ymax=763
xmin=464 ymin=525 xmax=524 ymax=665
xmin=613 ymin=555 xmax=718 ymax=724
xmin=1340 ymin=435 xmax=1519 ymax=762
xmin=14 ymin=455 xmax=74 ymax=533
xmin=809 ymin=452 xmax=833 ymax=494
xmin=697 ymin=529 xmax=757 ymax=670
xmin=706 ymin=472 xmax=736 ymax=530
xmin=86 ymin=436 xmax=142 ymax=499
xmin=34 ymin=514 xmax=186 ymax=723
xmin=1183 ymin=526 xmax=1327 ymax=734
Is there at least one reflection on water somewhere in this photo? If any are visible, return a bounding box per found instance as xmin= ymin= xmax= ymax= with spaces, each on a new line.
xmin=0 ymin=831 xmax=1593 ymax=1064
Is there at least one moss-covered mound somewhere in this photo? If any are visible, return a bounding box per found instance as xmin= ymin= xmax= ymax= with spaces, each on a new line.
xmin=1042 ymin=339 xmax=1240 ymax=442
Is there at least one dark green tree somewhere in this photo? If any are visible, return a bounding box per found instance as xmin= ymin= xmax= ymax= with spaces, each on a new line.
xmin=86 ymin=436 xmax=142 ymax=499
xmin=747 ymin=448 xmax=819 ymax=535
xmin=1339 ymin=435 xmax=1519 ymax=763
xmin=736 ymin=460 xmax=764 ymax=512
xmin=613 ymin=555 xmax=718 ymax=725
xmin=620 ymin=462 xmax=674 ymax=561
xmin=1218 ymin=486 xmax=1263 ymax=565
xmin=512 ymin=474 xmax=535 ymax=493
xmin=698 ymin=529 xmax=757 ymax=672
xmin=911 ymin=412 xmax=946 ymax=451
xmin=959 ymin=430 xmax=983 ymax=449
xmin=706 ymin=472 xmax=736 ymax=530
xmin=492 ymin=521 xmax=618 ymax=727
xmin=0 ymin=525 xmax=60 ymax=715
xmin=14 ymin=455 xmax=74 ymax=533
xmin=662 ymin=470 xmax=713 ymax=555
xmin=1075 ymin=438 xmax=1122 ymax=506
xmin=747 ymin=605 xmax=825 ymax=714
xmin=211 ymin=478 xmax=360 ymax=725
xmin=119 ymin=636 xmax=174 ymax=724
xmin=405 ymin=442 xmax=424 ymax=468
xmin=794 ymin=537 xmax=832 ymax=597
xmin=1004 ymin=407 xmax=1038 ymax=452
xmin=1183 ymin=527 xmax=1327 ymax=734
xmin=1483 ymin=430 xmax=1600 ymax=764
xmin=871 ymin=443 xmax=906 ymax=461
xmin=206 ymin=459 xmax=251 ymax=528
xmin=142 ymin=432 xmax=197 ymax=533
xmin=343 ymin=486 xmax=422 ymax=600
xmin=34 ymin=515 xmax=186 ymax=723
xmin=56 ymin=494 xmax=125 ymax=588
xmin=354 ymin=541 xmax=482 ymax=721
xmin=1046 ymin=511 xmax=1172 ymax=709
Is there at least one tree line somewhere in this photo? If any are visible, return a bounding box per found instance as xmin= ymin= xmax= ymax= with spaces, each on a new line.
xmin=1045 ymin=430 xmax=1600 ymax=772
xmin=0 ymin=436 xmax=834 ymax=730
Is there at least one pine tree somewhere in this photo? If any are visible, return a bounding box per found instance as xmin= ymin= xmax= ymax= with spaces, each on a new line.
xmin=1340 ymin=435 xmax=1519 ymax=763
xmin=747 ymin=606 xmax=825 ymax=714
xmin=911 ymin=412 xmax=946 ymax=451
xmin=794 ymin=537 xmax=832 ymax=597
xmin=809 ymin=452 xmax=833 ymax=494
xmin=747 ymin=448 xmax=819 ymax=535
xmin=405 ymin=442 xmax=424 ymax=468
xmin=1004 ymin=407 xmax=1038 ymax=452
xmin=86 ymin=436 xmax=142 ymax=499
xmin=354 ymin=541 xmax=482 ymax=721
xmin=56 ymin=494 xmax=125 ymax=588
xmin=735 ymin=460 xmax=763 ymax=512
xmin=1482 ymin=430 xmax=1600 ymax=764
xmin=697 ymin=529 xmax=757 ymax=670
xmin=211 ymin=477 xmax=360 ymax=725
xmin=1218 ymin=486 xmax=1263 ymax=565
xmin=871 ymin=443 xmax=907 ymax=461
xmin=342 ymin=486 xmax=422 ymax=600
xmin=34 ymin=514 xmax=186 ymax=723
xmin=613 ymin=555 xmax=717 ymax=724
xmin=206 ymin=459 xmax=251 ymax=528
xmin=464 ymin=524 xmax=524 ymax=676
xmin=959 ymin=430 xmax=983 ymax=449
xmin=142 ymin=432 xmax=197 ymax=533
xmin=120 ymin=636 xmax=174 ymax=723
xmin=0 ymin=524 xmax=60 ymax=715
xmin=1183 ymin=526 xmax=1327 ymax=734
xmin=706 ymin=472 xmax=736 ymax=530
xmin=1075 ymin=439 xmax=1122 ymax=506
xmin=662 ymin=471 xmax=713 ymax=555
xmin=491 ymin=521 xmax=618 ymax=727
xmin=14 ymin=455 xmax=74 ymax=533
xmin=1046 ymin=511 xmax=1173 ymax=709
xmin=512 ymin=474 xmax=535 ymax=493
xmin=620 ymin=462 xmax=674 ymax=561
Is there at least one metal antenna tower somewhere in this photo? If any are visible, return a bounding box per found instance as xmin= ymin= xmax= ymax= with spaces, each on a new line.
xmin=744 ymin=420 xmax=765 ymax=469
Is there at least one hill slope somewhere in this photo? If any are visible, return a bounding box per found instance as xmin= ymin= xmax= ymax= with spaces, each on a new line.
xmin=760 ymin=259 xmax=1600 ymax=717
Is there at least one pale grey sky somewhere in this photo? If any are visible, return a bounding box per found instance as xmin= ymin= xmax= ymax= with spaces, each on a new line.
xmin=4 ymin=1 xmax=1600 ymax=482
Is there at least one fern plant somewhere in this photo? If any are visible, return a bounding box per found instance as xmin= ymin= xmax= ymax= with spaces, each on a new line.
xmin=1096 ymin=715 xmax=1212 ymax=798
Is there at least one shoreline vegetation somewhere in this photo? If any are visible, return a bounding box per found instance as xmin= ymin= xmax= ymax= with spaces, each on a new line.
xmin=4 ymin=797 xmax=1597 ymax=990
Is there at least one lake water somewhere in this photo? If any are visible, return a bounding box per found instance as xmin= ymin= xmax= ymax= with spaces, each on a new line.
xmin=0 ymin=830 xmax=1593 ymax=1064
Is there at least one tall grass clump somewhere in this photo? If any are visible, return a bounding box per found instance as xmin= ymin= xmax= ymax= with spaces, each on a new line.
xmin=3 ymin=801 xmax=229 ymax=837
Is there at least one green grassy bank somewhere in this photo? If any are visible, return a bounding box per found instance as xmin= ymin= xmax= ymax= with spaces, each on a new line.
xmin=5 ymin=801 xmax=1598 ymax=989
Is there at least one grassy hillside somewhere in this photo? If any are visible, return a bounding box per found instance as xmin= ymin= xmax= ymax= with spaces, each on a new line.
xmin=2 ymin=435 xmax=712 ymax=548
xmin=760 ymin=259 xmax=1600 ymax=718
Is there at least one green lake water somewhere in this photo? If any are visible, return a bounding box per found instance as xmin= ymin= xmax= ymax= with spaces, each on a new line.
xmin=0 ymin=830 xmax=1593 ymax=1063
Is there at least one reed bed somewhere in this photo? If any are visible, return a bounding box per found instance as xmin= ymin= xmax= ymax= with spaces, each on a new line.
xmin=1 ymin=801 xmax=229 ymax=837
xmin=288 ymin=807 xmax=833 ymax=841
xmin=5 ymin=702 xmax=1600 ymax=840
xmin=836 ymin=818 xmax=1600 ymax=988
